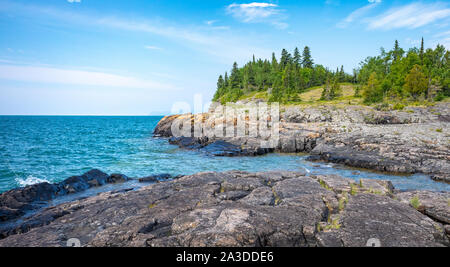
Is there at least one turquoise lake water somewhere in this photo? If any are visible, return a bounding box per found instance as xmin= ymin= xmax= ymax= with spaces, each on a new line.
xmin=0 ymin=116 xmax=449 ymax=193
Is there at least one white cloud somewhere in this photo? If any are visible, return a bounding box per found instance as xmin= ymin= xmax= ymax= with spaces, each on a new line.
xmin=144 ymin=45 xmax=162 ymax=50
xmin=0 ymin=64 xmax=175 ymax=90
xmin=0 ymin=1 xmax=272 ymax=64
xmin=205 ymin=20 xmax=217 ymax=25
xmin=434 ymin=30 xmax=450 ymax=38
xmin=432 ymin=31 xmax=450 ymax=49
xmin=67 ymin=0 xmax=81 ymax=3
xmin=367 ymin=3 xmax=450 ymax=30
xmin=337 ymin=0 xmax=382 ymax=28
xmin=226 ymin=2 xmax=287 ymax=28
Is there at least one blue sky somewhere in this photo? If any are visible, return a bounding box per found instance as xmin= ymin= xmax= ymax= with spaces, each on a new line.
xmin=0 ymin=0 xmax=449 ymax=115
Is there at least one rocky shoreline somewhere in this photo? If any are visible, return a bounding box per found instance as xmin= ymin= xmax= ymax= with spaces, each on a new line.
xmin=0 ymin=103 xmax=448 ymax=247
xmin=0 ymin=170 xmax=448 ymax=247
xmin=154 ymin=103 xmax=450 ymax=183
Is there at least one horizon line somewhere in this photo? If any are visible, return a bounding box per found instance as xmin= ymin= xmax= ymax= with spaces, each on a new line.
xmin=0 ymin=114 xmax=170 ymax=116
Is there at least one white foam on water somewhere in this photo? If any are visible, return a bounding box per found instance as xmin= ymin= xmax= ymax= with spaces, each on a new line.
xmin=15 ymin=176 xmax=50 ymax=187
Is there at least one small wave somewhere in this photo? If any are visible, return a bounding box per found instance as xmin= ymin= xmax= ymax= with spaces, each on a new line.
xmin=15 ymin=176 xmax=50 ymax=187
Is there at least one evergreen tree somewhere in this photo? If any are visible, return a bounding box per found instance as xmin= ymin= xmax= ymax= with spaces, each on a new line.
xmin=293 ymin=47 xmax=301 ymax=68
xmin=339 ymin=65 xmax=345 ymax=82
xmin=280 ymin=49 xmax=292 ymax=68
xmin=211 ymin=40 xmax=448 ymax=105
xmin=420 ymin=37 xmax=424 ymax=64
xmin=330 ymin=78 xmax=342 ymax=99
xmin=213 ymin=75 xmax=225 ymax=101
xmin=271 ymin=52 xmax=279 ymax=71
xmin=247 ymin=64 xmax=256 ymax=87
xmin=393 ymin=40 xmax=404 ymax=61
xmin=302 ymin=46 xmax=314 ymax=68
xmin=217 ymin=75 xmax=224 ymax=89
xmin=230 ymin=62 xmax=241 ymax=89
xmin=321 ymin=78 xmax=332 ymax=101
xmin=224 ymin=72 xmax=229 ymax=88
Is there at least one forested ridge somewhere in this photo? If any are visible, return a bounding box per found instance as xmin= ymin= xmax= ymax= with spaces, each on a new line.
xmin=212 ymin=39 xmax=449 ymax=105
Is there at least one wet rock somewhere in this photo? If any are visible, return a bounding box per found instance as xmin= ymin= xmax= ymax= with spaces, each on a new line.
xmin=108 ymin=174 xmax=130 ymax=184
xmin=0 ymin=170 xmax=128 ymax=223
xmin=139 ymin=174 xmax=172 ymax=183
xmin=169 ymin=136 xmax=207 ymax=150
xmin=58 ymin=169 xmax=110 ymax=194
xmin=202 ymin=141 xmax=242 ymax=157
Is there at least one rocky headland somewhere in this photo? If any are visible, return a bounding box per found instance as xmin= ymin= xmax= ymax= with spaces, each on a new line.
xmin=0 ymin=103 xmax=449 ymax=247
xmin=154 ymin=102 xmax=450 ymax=183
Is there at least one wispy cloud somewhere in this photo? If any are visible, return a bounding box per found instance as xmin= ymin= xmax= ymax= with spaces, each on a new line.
xmin=0 ymin=1 xmax=272 ymax=63
xmin=432 ymin=30 xmax=450 ymax=49
xmin=205 ymin=20 xmax=217 ymax=25
xmin=337 ymin=0 xmax=382 ymax=28
xmin=226 ymin=2 xmax=288 ymax=29
xmin=0 ymin=64 xmax=175 ymax=90
xmin=367 ymin=2 xmax=450 ymax=30
xmin=144 ymin=45 xmax=162 ymax=50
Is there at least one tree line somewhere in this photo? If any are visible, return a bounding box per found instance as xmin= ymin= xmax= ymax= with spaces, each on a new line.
xmin=357 ymin=39 xmax=449 ymax=104
xmin=213 ymin=40 xmax=449 ymax=105
xmin=212 ymin=46 xmax=354 ymax=103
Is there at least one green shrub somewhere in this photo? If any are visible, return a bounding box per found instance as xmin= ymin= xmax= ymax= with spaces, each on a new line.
xmin=393 ymin=103 xmax=405 ymax=110
xmin=410 ymin=196 xmax=421 ymax=210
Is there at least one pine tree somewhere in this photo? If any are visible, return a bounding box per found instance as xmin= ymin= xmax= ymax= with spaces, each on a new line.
xmin=224 ymin=72 xmax=229 ymax=88
xmin=271 ymin=52 xmax=278 ymax=71
xmin=339 ymin=65 xmax=345 ymax=82
xmin=420 ymin=37 xmax=424 ymax=64
xmin=293 ymin=47 xmax=301 ymax=68
xmin=213 ymin=75 xmax=225 ymax=101
xmin=280 ymin=49 xmax=292 ymax=69
xmin=302 ymin=46 xmax=313 ymax=68
xmin=321 ymin=78 xmax=331 ymax=101
xmin=393 ymin=40 xmax=404 ymax=61
xmin=247 ymin=64 xmax=256 ymax=87
xmin=230 ymin=62 xmax=241 ymax=89
xmin=217 ymin=75 xmax=224 ymax=89
xmin=330 ymin=78 xmax=342 ymax=99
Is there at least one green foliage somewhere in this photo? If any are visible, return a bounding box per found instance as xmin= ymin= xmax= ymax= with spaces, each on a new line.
xmin=404 ymin=65 xmax=428 ymax=99
xmin=321 ymin=77 xmax=342 ymax=101
xmin=356 ymin=39 xmax=449 ymax=103
xmin=410 ymin=196 xmax=421 ymax=210
xmin=212 ymin=47 xmax=355 ymax=103
xmin=363 ymin=72 xmax=384 ymax=104
xmin=393 ymin=103 xmax=405 ymax=110
xmin=350 ymin=184 xmax=358 ymax=196
xmin=213 ymin=39 xmax=448 ymax=106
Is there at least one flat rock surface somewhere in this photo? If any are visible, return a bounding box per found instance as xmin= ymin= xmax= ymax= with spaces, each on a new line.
xmin=154 ymin=103 xmax=450 ymax=181
xmin=0 ymin=171 xmax=447 ymax=247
